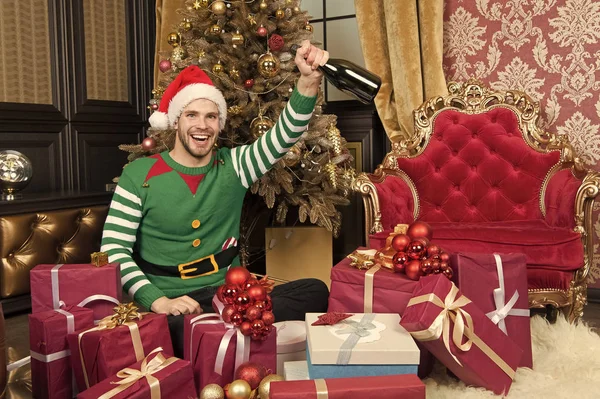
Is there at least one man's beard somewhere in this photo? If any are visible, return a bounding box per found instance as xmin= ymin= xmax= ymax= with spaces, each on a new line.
xmin=178 ymin=127 xmax=215 ymax=159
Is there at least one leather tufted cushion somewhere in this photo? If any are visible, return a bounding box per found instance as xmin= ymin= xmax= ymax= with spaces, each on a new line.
xmin=397 ymin=108 xmax=561 ymax=222
xmin=0 ymin=206 xmax=109 ymax=298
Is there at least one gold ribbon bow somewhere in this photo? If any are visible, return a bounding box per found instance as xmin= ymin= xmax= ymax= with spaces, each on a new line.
xmin=347 ymin=249 xmax=376 ymax=270
xmin=91 ymin=252 xmax=109 ymax=266
xmin=407 ymin=284 xmax=516 ymax=379
xmin=98 ymin=347 xmax=179 ymax=399
xmin=78 ymin=303 xmax=146 ymax=388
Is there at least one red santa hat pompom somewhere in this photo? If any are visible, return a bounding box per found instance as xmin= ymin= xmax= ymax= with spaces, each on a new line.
xmin=149 ymin=65 xmax=227 ymax=130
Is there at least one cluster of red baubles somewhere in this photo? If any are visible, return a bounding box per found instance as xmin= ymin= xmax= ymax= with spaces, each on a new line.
xmin=216 ymin=267 xmax=275 ymax=341
xmin=391 ymin=221 xmax=453 ymax=281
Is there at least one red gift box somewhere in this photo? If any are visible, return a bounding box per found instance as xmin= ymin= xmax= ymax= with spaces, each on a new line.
xmin=400 ymin=274 xmax=523 ymax=395
xmin=270 ymin=374 xmax=425 ymax=399
xmin=184 ymin=313 xmax=276 ymax=392
xmin=451 ymin=252 xmax=532 ymax=368
xmin=328 ymin=251 xmax=418 ymax=315
xmin=30 ymin=263 xmax=122 ymax=320
xmin=67 ymin=311 xmax=173 ymax=392
xmin=77 ymin=348 xmax=197 ymax=399
xmin=29 ymin=306 xmax=94 ymax=399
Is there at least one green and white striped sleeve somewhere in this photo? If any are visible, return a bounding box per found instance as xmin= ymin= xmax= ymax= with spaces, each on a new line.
xmin=100 ymin=172 xmax=165 ymax=309
xmin=230 ymin=88 xmax=316 ymax=188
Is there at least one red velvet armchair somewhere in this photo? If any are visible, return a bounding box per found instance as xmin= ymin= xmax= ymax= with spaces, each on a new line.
xmin=354 ymin=80 xmax=600 ymax=322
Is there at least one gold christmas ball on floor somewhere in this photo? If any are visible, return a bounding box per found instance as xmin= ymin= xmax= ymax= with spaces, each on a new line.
xmin=258 ymin=52 xmax=280 ymax=78
xmin=226 ymin=379 xmax=251 ymax=399
xmin=257 ymin=374 xmax=284 ymax=399
xmin=200 ymin=384 xmax=225 ymax=399
xmin=211 ymin=0 xmax=227 ymax=15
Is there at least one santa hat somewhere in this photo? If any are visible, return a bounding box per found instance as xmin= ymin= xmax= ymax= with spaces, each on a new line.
xmin=149 ymin=65 xmax=227 ymax=130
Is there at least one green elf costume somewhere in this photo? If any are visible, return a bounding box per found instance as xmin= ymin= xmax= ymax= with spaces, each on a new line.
xmin=100 ymin=65 xmax=328 ymax=324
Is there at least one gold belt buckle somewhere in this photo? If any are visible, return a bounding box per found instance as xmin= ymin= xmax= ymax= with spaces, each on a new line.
xmin=178 ymin=254 xmax=219 ymax=280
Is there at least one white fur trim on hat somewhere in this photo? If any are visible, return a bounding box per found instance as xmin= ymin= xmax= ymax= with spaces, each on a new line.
xmin=167 ymin=83 xmax=227 ymax=130
xmin=149 ymin=111 xmax=169 ymax=130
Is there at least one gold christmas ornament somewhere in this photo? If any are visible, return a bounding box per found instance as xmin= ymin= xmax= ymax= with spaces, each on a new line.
xmin=228 ymin=105 xmax=243 ymax=115
xmin=171 ymin=46 xmax=187 ymax=62
xmin=292 ymin=6 xmax=301 ymax=14
xmin=226 ymin=379 xmax=252 ymax=399
xmin=232 ymin=30 xmax=245 ymax=47
xmin=167 ymin=32 xmax=181 ymax=47
xmin=209 ymin=24 xmax=222 ymax=35
xmin=283 ymin=143 xmax=303 ymax=166
xmin=247 ymin=13 xmax=257 ymax=26
xmin=285 ymin=0 xmax=294 ymax=5
xmin=200 ymin=383 xmax=225 ymax=399
xmin=257 ymin=374 xmax=284 ymax=399
xmin=327 ymin=124 xmax=342 ymax=156
xmin=250 ymin=115 xmax=274 ymax=138
xmin=325 ymin=161 xmax=338 ymax=189
xmin=257 ymin=52 xmax=280 ymax=78
xmin=212 ymin=60 xmax=224 ymax=74
xmin=198 ymin=50 xmax=206 ymax=59
xmin=259 ymin=0 xmax=268 ymax=11
xmin=211 ymin=0 xmax=227 ymax=15
xmin=181 ymin=18 xmax=192 ymax=31
xmin=192 ymin=0 xmax=209 ymax=10
xmin=275 ymin=8 xmax=285 ymax=19
xmin=304 ymin=22 xmax=313 ymax=32
xmin=229 ymin=66 xmax=240 ymax=80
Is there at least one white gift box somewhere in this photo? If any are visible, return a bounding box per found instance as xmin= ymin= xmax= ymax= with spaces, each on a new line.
xmin=274 ymin=320 xmax=307 ymax=376
xmin=283 ymin=360 xmax=309 ymax=381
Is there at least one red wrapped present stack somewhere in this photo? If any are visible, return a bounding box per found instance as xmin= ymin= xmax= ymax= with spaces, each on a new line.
xmin=400 ymin=274 xmax=523 ymax=395
xmin=451 ymin=252 xmax=532 ymax=368
xmin=270 ymin=374 xmax=425 ymax=399
xmin=77 ymin=347 xmax=197 ymax=399
xmin=30 ymin=260 xmax=122 ymax=321
xmin=67 ymin=303 xmax=173 ymax=391
xmin=184 ymin=267 xmax=277 ymax=391
xmin=29 ymin=306 xmax=94 ymax=399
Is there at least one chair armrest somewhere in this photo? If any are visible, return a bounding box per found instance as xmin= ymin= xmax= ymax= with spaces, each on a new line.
xmin=353 ymin=168 xmax=417 ymax=244
xmin=544 ymin=168 xmax=581 ymax=229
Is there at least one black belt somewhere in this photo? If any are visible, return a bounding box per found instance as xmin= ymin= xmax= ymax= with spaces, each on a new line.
xmin=135 ymin=246 xmax=239 ymax=280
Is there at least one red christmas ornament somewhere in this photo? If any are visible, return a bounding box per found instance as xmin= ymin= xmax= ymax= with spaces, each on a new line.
xmin=439 ymin=252 xmax=450 ymax=262
xmin=225 ymin=267 xmax=251 ymax=287
xmin=427 ymin=244 xmax=441 ymax=257
xmin=244 ymin=278 xmax=259 ymax=290
xmin=221 ymin=305 xmax=237 ymax=323
xmin=261 ymin=311 xmax=275 ymax=326
xmin=251 ymin=319 xmax=265 ymax=331
xmin=234 ymin=362 xmax=268 ymax=390
xmin=216 ymin=285 xmax=226 ymax=302
xmin=442 ymin=266 xmax=453 ymax=280
xmin=234 ymin=292 xmax=251 ymax=311
xmin=244 ymin=79 xmax=254 ymax=89
xmin=268 ymin=34 xmax=284 ymax=52
xmin=240 ymin=321 xmax=253 ymax=336
xmin=391 ymin=234 xmax=411 ymax=252
xmin=263 ymin=298 xmax=273 ymax=311
xmin=416 ymin=237 xmax=430 ymax=248
xmin=150 ymin=103 xmax=159 ymax=110
xmin=392 ymin=251 xmax=408 ymax=274
xmin=245 ymin=305 xmax=262 ymax=321
xmin=432 ymin=260 xmax=441 ymax=273
xmin=407 ymin=221 xmax=433 ymax=241
xmin=407 ymin=240 xmax=426 ymax=260
xmin=257 ymin=25 xmax=268 ymax=37
xmin=254 ymin=300 xmax=265 ymax=310
xmin=247 ymin=285 xmax=267 ymax=301
xmin=230 ymin=312 xmax=243 ymax=326
xmin=223 ymin=284 xmax=239 ymax=305
xmin=158 ymin=59 xmax=171 ymax=72
xmin=404 ymin=260 xmax=422 ymax=281
xmin=420 ymin=258 xmax=434 ymax=275
xmin=141 ymin=137 xmax=156 ymax=151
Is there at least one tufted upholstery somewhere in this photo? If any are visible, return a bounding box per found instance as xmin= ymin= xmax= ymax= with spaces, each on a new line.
xmin=354 ymin=81 xmax=600 ymax=322
xmin=0 ymin=206 xmax=109 ymax=300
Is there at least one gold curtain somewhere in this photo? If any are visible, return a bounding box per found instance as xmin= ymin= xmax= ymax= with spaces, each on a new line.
xmin=354 ymin=0 xmax=447 ymax=142
xmin=154 ymin=0 xmax=186 ymax=87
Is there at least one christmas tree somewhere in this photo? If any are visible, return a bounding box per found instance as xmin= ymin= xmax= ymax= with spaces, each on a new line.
xmin=119 ymin=0 xmax=354 ymax=264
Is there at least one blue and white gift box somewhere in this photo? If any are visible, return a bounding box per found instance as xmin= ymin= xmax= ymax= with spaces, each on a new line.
xmin=305 ymin=313 xmax=420 ymax=379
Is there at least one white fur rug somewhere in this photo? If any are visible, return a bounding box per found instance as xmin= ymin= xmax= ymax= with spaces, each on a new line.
xmin=425 ymin=316 xmax=600 ymax=398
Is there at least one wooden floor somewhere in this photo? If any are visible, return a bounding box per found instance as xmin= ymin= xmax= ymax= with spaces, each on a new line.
xmin=4 ymin=301 xmax=600 ymax=397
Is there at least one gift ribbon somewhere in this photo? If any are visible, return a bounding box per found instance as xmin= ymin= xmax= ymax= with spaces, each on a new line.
xmin=335 ymin=314 xmax=376 ymax=365
xmin=363 ymin=265 xmax=381 ymax=313
xmin=189 ymin=312 xmax=250 ymax=377
xmin=485 ymin=254 xmax=530 ymax=334
xmin=407 ymin=284 xmax=516 ymax=379
xmin=77 ymin=304 xmax=146 ymax=388
xmin=97 ymin=347 xmax=178 ymax=399
xmin=314 ymin=379 xmax=329 ymax=399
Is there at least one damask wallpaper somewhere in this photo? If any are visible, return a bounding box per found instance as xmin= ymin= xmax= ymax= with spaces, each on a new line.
xmin=442 ymin=0 xmax=600 ymax=288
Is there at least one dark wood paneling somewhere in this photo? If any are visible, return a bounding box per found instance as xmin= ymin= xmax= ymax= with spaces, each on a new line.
xmin=66 ymin=0 xmax=150 ymax=124
xmin=0 ymin=127 xmax=67 ymax=193
xmin=72 ymin=125 xmax=143 ymax=191
xmin=589 ymin=288 xmax=600 ymax=303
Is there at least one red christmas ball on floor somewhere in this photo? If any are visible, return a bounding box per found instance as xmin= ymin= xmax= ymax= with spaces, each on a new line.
xmin=235 ymin=362 xmax=268 ymax=390
xmin=407 ymin=221 xmax=433 ymax=241
xmin=158 ymin=59 xmax=171 ymax=72
xmin=247 ymin=285 xmax=267 ymax=301
xmin=405 ymin=260 xmax=422 ymax=281
xmin=391 ymin=234 xmax=411 ymax=252
xmin=226 ymin=267 xmax=251 ymax=287
xmin=141 ymin=137 xmax=156 ymax=151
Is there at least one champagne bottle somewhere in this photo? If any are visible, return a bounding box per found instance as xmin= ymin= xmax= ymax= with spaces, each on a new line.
xmin=290 ymin=44 xmax=382 ymax=104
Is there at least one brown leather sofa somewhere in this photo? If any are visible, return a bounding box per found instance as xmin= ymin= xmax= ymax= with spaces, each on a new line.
xmin=0 ymin=303 xmax=6 ymax=399
xmin=0 ymin=192 xmax=111 ymax=315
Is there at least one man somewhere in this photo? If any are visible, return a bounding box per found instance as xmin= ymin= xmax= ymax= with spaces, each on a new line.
xmin=100 ymin=40 xmax=330 ymax=355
